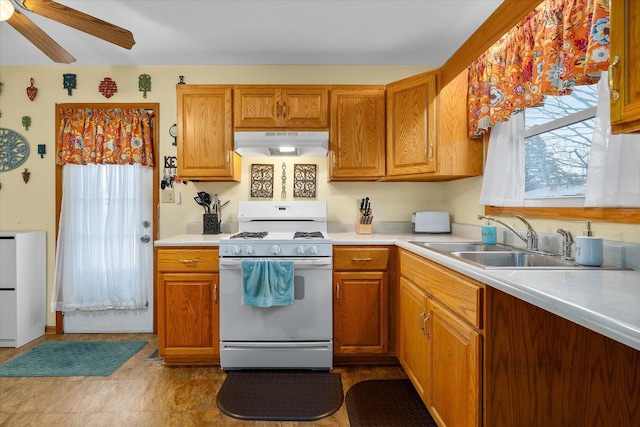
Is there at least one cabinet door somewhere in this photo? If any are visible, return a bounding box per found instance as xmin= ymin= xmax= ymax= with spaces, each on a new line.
xmin=398 ymin=276 xmax=430 ymax=401
xmin=329 ymin=87 xmax=386 ymax=181
xmin=158 ymin=272 xmax=219 ymax=360
xmin=610 ymin=0 xmax=640 ymax=133
xmin=428 ymin=299 xmax=481 ymax=427
xmin=386 ymin=72 xmax=437 ymax=177
xmin=177 ymin=85 xmax=239 ymax=181
xmin=333 ymin=271 xmax=388 ymax=355
xmin=281 ymin=88 xmax=329 ymax=128
xmin=234 ymin=87 xmax=281 ymax=128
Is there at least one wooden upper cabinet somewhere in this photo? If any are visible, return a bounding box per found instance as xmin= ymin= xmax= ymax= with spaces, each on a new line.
xmin=610 ymin=0 xmax=640 ymax=133
xmin=176 ymin=85 xmax=240 ymax=181
xmin=234 ymin=86 xmax=329 ymax=129
xmin=329 ymin=86 xmax=386 ymax=181
xmin=386 ymin=71 xmax=438 ymax=178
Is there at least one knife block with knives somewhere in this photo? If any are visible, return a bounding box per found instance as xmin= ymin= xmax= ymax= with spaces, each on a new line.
xmin=356 ymin=197 xmax=373 ymax=235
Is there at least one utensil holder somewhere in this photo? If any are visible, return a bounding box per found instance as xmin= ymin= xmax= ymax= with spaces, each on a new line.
xmin=356 ymin=211 xmax=372 ymax=235
xmin=203 ymin=213 xmax=221 ymax=235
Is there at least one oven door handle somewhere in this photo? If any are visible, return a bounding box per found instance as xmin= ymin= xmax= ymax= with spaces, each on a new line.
xmin=219 ymin=258 xmax=332 ymax=268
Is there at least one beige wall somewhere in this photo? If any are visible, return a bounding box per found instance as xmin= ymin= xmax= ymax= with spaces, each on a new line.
xmin=1 ymin=64 xmax=638 ymax=327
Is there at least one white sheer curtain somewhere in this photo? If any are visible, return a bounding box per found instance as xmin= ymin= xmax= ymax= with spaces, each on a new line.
xmin=585 ymin=72 xmax=640 ymax=207
xmin=54 ymin=163 xmax=151 ymax=311
xmin=479 ymin=113 xmax=526 ymax=206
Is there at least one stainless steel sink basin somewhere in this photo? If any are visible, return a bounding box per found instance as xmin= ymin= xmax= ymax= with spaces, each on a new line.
xmin=451 ymin=251 xmax=580 ymax=269
xmin=409 ymin=241 xmax=515 ymax=253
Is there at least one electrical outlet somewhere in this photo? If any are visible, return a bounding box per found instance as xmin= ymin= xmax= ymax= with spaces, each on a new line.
xmin=162 ymin=189 xmax=175 ymax=203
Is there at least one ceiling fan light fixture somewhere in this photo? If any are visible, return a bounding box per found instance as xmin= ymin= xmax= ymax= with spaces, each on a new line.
xmin=0 ymin=0 xmax=15 ymax=21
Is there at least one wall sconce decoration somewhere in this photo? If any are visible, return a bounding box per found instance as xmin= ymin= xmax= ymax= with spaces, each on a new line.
xmin=169 ymin=124 xmax=177 ymax=146
xmin=0 ymin=128 xmax=30 ymax=172
xmin=22 ymin=168 xmax=30 ymax=183
xmin=98 ymin=77 xmax=118 ymax=98
xmin=138 ymin=74 xmax=151 ymax=98
xmin=21 ymin=116 xmax=31 ymax=131
xmin=250 ymin=164 xmax=274 ymax=198
xmin=178 ymin=76 xmax=185 ymax=85
xmin=37 ymin=144 xmax=46 ymax=158
xmin=281 ymin=162 xmax=287 ymax=199
xmin=63 ymin=73 xmax=76 ymax=96
xmin=26 ymin=78 xmax=38 ymax=101
xmin=293 ymin=164 xmax=317 ymax=198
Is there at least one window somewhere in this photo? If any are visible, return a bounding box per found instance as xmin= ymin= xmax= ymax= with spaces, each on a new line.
xmin=523 ymin=84 xmax=598 ymax=206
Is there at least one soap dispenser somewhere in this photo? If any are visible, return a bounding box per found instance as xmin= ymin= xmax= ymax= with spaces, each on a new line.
xmin=574 ymin=221 xmax=603 ymax=266
xmin=481 ymin=220 xmax=497 ymax=245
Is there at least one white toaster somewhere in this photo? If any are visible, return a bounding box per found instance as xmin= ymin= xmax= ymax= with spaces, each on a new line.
xmin=411 ymin=211 xmax=451 ymax=233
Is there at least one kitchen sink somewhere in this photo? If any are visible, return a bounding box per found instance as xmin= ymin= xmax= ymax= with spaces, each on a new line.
xmin=409 ymin=241 xmax=628 ymax=270
xmin=450 ymin=251 xmax=580 ymax=269
xmin=409 ymin=241 xmax=515 ymax=253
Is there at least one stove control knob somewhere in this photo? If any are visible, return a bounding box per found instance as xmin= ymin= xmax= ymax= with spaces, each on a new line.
xmin=309 ymin=246 xmax=319 ymax=255
xmin=232 ymin=245 xmax=242 ymax=256
xmin=245 ymin=245 xmax=255 ymax=255
xmin=296 ymin=246 xmax=306 ymax=255
xmin=271 ymin=245 xmax=281 ymax=255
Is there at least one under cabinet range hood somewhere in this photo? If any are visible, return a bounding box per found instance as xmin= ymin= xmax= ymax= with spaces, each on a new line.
xmin=233 ymin=131 xmax=329 ymax=157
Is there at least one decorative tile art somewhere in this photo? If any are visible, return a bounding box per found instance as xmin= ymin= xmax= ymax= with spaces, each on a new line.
xmin=251 ymin=164 xmax=274 ymax=198
xmin=293 ymin=164 xmax=317 ymax=198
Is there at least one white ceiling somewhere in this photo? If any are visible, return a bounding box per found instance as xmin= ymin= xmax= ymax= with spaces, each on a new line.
xmin=0 ymin=0 xmax=503 ymax=67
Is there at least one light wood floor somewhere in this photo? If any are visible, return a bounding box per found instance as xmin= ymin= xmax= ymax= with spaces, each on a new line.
xmin=0 ymin=333 xmax=407 ymax=426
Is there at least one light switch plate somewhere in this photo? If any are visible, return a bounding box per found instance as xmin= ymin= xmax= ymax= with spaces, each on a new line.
xmin=161 ymin=189 xmax=175 ymax=203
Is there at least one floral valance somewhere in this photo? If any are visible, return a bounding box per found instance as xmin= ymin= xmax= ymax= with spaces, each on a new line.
xmin=56 ymin=107 xmax=154 ymax=166
xmin=468 ymin=0 xmax=610 ymax=138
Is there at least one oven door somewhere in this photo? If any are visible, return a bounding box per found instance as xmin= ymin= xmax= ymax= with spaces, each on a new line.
xmin=219 ymin=257 xmax=332 ymax=341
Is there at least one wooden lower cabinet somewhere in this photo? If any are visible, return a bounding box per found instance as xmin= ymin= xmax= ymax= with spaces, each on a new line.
xmin=333 ymin=246 xmax=394 ymax=363
xmin=157 ymin=248 xmax=219 ymax=365
xmin=399 ymin=249 xmax=482 ymax=427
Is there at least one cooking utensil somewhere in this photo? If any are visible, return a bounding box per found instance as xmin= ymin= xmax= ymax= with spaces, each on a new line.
xmin=197 ymin=192 xmax=212 ymax=213
xmin=194 ymin=196 xmax=208 ymax=213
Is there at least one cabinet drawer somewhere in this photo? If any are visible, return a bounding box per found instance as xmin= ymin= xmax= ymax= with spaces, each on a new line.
xmin=334 ymin=247 xmax=389 ymax=271
xmin=157 ymin=249 xmax=219 ymax=272
xmin=400 ymin=249 xmax=482 ymax=328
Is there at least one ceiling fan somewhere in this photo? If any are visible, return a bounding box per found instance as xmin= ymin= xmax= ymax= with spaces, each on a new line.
xmin=0 ymin=0 xmax=135 ymax=63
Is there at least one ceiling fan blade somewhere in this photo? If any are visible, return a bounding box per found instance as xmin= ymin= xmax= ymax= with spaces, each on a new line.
xmin=7 ymin=8 xmax=75 ymax=63
xmin=21 ymin=0 xmax=135 ymax=49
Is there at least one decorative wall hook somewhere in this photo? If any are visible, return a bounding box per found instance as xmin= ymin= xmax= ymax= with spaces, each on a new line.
xmin=178 ymin=75 xmax=185 ymax=85
xmin=26 ymin=78 xmax=38 ymax=101
xmin=138 ymin=74 xmax=151 ymax=98
xmin=63 ymin=73 xmax=76 ymax=96
xmin=22 ymin=168 xmax=30 ymax=183
xmin=98 ymin=77 xmax=118 ymax=98
xmin=22 ymin=116 xmax=31 ymax=130
xmin=37 ymin=144 xmax=46 ymax=158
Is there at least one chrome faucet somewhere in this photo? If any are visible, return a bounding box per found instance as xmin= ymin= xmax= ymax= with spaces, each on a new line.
xmin=557 ymin=228 xmax=574 ymax=261
xmin=477 ymin=214 xmax=539 ymax=251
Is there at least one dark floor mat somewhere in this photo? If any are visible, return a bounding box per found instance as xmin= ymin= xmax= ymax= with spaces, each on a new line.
xmin=346 ymin=379 xmax=437 ymax=427
xmin=216 ymin=371 xmax=343 ymax=421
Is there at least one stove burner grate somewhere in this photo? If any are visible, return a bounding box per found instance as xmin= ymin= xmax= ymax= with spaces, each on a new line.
xmin=230 ymin=231 xmax=268 ymax=239
xmin=294 ymin=231 xmax=324 ymax=239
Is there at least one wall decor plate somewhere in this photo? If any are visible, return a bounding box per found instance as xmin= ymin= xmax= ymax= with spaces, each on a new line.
xmin=294 ymin=164 xmax=317 ymax=198
xmin=0 ymin=128 xmax=30 ymax=172
xmin=251 ymin=164 xmax=274 ymax=198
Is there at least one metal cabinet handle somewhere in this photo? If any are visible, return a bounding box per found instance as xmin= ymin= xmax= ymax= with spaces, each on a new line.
xmin=424 ymin=312 xmax=431 ymax=339
xmin=282 ymin=101 xmax=287 ymax=118
xmin=178 ymin=258 xmax=199 ymax=264
xmin=336 ymin=282 xmax=340 ymax=302
xmin=276 ymin=101 xmax=282 ymax=117
xmin=419 ymin=309 xmax=427 ymax=336
xmin=351 ymin=257 xmax=372 ymax=262
xmin=214 ymin=283 xmax=218 ymax=303
xmin=609 ymin=55 xmax=620 ymax=101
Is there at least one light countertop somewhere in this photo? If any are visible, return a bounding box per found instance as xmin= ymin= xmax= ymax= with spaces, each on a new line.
xmin=155 ymin=232 xmax=640 ymax=352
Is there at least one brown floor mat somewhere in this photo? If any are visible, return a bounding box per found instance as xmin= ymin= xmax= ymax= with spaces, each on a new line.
xmin=346 ymin=379 xmax=437 ymax=427
xmin=216 ymin=370 xmax=343 ymax=421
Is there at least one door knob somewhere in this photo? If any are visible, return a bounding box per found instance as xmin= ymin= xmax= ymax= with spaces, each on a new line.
xmin=140 ymin=235 xmax=151 ymax=243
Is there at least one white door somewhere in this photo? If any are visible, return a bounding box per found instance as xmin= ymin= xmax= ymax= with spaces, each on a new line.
xmin=62 ymin=166 xmax=154 ymax=333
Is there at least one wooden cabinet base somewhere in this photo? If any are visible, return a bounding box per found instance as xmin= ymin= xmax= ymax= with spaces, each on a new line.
xmin=161 ymin=353 xmax=220 ymax=366
xmin=485 ymin=288 xmax=640 ymax=426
